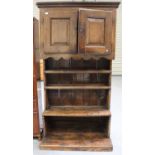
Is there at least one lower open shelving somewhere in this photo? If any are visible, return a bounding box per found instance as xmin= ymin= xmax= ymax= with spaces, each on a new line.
xmin=40 ymin=57 xmax=113 ymax=151
xmin=40 ymin=116 xmax=111 ymax=151
xmin=40 ymin=131 xmax=112 ymax=151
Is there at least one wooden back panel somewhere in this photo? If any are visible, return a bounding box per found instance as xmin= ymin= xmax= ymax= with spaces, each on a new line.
xmin=45 ymin=117 xmax=109 ymax=136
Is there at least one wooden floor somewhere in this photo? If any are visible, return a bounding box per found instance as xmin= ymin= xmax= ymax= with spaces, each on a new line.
xmin=43 ymin=106 xmax=111 ymax=117
xmin=40 ymin=131 xmax=112 ymax=151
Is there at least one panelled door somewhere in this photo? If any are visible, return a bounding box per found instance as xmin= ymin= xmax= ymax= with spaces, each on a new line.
xmin=78 ymin=9 xmax=113 ymax=55
xmin=43 ymin=9 xmax=77 ymax=54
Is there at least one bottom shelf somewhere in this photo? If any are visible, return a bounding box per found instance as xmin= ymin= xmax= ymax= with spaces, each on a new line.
xmin=40 ymin=131 xmax=112 ymax=151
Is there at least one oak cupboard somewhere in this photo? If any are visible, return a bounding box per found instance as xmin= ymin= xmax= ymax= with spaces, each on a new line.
xmin=37 ymin=1 xmax=120 ymax=151
xmin=39 ymin=2 xmax=118 ymax=59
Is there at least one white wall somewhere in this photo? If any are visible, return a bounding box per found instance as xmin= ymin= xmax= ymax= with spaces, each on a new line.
xmin=33 ymin=0 xmax=122 ymax=75
xmin=113 ymin=3 xmax=122 ymax=75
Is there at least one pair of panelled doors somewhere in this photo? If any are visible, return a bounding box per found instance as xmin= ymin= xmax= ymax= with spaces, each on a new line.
xmin=40 ymin=8 xmax=114 ymax=56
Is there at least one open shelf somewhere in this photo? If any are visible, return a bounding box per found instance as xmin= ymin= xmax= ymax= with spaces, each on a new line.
xmin=40 ymin=131 xmax=112 ymax=151
xmin=42 ymin=57 xmax=112 ymax=151
xmin=45 ymin=70 xmax=111 ymax=74
xmin=46 ymin=89 xmax=109 ymax=108
xmin=45 ymin=84 xmax=110 ymax=90
xmin=40 ymin=116 xmax=111 ymax=151
xmin=45 ymin=57 xmax=111 ymax=70
xmin=45 ymin=73 xmax=110 ymax=85
xmin=43 ymin=106 xmax=111 ymax=117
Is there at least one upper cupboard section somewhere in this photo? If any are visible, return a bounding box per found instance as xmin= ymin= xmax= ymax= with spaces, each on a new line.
xmin=38 ymin=2 xmax=119 ymax=59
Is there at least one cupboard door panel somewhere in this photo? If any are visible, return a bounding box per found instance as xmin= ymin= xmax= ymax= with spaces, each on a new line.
xmin=79 ymin=9 xmax=113 ymax=55
xmin=43 ymin=9 xmax=77 ymax=54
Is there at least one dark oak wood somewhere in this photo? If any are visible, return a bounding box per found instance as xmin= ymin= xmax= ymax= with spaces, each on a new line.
xmin=46 ymin=89 xmax=109 ymax=108
xmin=44 ymin=117 xmax=109 ymax=135
xmin=79 ymin=9 xmax=113 ymax=55
xmin=43 ymin=106 xmax=111 ymax=117
xmin=40 ymin=132 xmax=112 ymax=151
xmin=33 ymin=18 xmax=40 ymax=138
xmin=46 ymin=73 xmax=110 ymax=85
xmin=44 ymin=70 xmax=111 ymax=74
xmin=33 ymin=112 xmax=40 ymax=137
xmin=43 ymin=9 xmax=77 ymax=54
xmin=37 ymin=2 xmax=120 ymax=8
xmin=39 ymin=2 xmax=119 ymax=60
xmin=33 ymin=47 xmax=40 ymax=138
xmin=40 ymin=116 xmax=111 ymax=151
xmin=33 ymin=18 xmax=40 ymax=80
xmin=37 ymin=1 xmax=120 ymax=151
xmin=45 ymin=84 xmax=110 ymax=90
xmin=42 ymin=53 xmax=115 ymax=60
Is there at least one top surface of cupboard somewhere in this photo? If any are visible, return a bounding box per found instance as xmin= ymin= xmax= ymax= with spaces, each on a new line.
xmin=37 ymin=2 xmax=120 ymax=60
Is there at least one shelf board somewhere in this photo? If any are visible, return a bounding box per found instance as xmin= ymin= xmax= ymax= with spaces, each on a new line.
xmin=45 ymin=70 xmax=111 ymax=74
xmin=40 ymin=131 xmax=112 ymax=151
xmin=43 ymin=106 xmax=111 ymax=117
xmin=45 ymin=84 xmax=110 ymax=90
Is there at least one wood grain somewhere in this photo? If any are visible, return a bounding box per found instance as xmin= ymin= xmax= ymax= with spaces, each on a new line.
xmin=44 ymin=117 xmax=109 ymax=133
xmin=39 ymin=6 xmax=118 ymax=60
xmin=43 ymin=106 xmax=111 ymax=117
xmin=33 ymin=18 xmax=40 ymax=138
xmin=45 ymin=84 xmax=110 ymax=90
xmin=45 ymin=73 xmax=109 ymax=85
xmin=33 ymin=17 xmax=40 ymax=80
xmin=40 ymin=59 xmax=44 ymax=81
xmin=79 ymin=9 xmax=113 ymax=55
xmin=46 ymin=89 xmax=108 ymax=107
xmin=36 ymin=1 xmax=120 ymax=151
xmin=44 ymin=57 xmax=110 ymax=70
xmin=43 ymin=9 xmax=77 ymax=54
xmin=37 ymin=1 xmax=120 ymax=8
xmin=45 ymin=70 xmax=111 ymax=74
xmin=40 ymin=132 xmax=112 ymax=151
